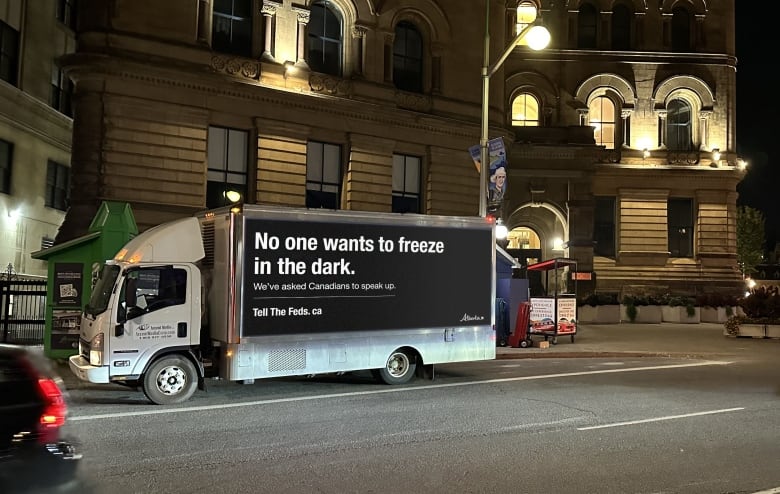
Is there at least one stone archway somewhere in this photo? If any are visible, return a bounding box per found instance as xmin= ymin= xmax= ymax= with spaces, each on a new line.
xmin=505 ymin=200 xmax=570 ymax=260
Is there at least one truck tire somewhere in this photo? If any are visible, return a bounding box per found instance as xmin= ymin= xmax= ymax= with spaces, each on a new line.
xmin=143 ymin=355 xmax=198 ymax=405
xmin=373 ymin=350 xmax=416 ymax=385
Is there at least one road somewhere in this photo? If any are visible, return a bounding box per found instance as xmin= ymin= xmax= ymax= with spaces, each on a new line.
xmin=61 ymin=351 xmax=780 ymax=494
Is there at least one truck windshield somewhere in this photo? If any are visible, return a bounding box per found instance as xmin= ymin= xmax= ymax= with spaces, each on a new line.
xmin=84 ymin=264 xmax=121 ymax=316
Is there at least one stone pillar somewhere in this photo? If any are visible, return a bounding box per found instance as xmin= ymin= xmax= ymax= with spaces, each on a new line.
xmin=698 ymin=110 xmax=711 ymax=151
xmin=54 ymin=78 xmax=105 ymax=243
xmin=656 ymin=110 xmax=667 ymax=148
xmin=621 ymin=109 xmax=632 ymax=147
xmin=260 ymin=0 xmax=278 ymax=62
xmin=351 ymin=26 xmax=367 ymax=77
xmin=383 ymin=32 xmax=394 ymax=83
xmin=292 ymin=7 xmax=310 ymax=67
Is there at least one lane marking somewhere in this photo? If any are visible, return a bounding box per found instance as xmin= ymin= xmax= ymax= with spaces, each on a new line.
xmin=70 ymin=360 xmax=732 ymax=422
xmin=577 ymin=407 xmax=745 ymax=430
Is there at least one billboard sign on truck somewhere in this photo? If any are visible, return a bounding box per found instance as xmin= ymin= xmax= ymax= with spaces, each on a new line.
xmin=241 ymin=216 xmax=494 ymax=335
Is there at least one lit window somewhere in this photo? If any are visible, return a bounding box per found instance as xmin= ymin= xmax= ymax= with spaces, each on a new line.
xmin=515 ymin=1 xmax=538 ymax=46
xmin=511 ymin=93 xmax=540 ymax=127
xmin=589 ymin=96 xmax=616 ymax=149
xmin=392 ymin=154 xmax=421 ymax=213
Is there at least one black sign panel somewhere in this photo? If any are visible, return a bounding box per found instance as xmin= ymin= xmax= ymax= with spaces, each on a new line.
xmin=53 ymin=262 xmax=83 ymax=307
xmin=241 ymin=217 xmax=493 ymax=336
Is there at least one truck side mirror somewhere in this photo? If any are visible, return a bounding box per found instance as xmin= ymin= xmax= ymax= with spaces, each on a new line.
xmin=126 ymin=276 xmax=137 ymax=308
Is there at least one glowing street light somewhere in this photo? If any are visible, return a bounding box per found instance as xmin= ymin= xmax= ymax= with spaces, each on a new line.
xmin=479 ymin=1 xmax=550 ymax=217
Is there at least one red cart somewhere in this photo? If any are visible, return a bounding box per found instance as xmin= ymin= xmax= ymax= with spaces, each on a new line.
xmin=526 ymin=257 xmax=578 ymax=345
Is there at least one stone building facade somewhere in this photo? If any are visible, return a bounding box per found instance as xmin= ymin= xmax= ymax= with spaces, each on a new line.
xmin=0 ymin=0 xmax=75 ymax=277
xmin=51 ymin=0 xmax=742 ymax=295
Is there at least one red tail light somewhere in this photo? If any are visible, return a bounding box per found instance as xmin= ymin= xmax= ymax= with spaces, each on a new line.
xmin=36 ymin=378 xmax=67 ymax=443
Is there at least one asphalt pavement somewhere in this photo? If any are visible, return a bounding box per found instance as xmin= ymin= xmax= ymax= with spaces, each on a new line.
xmin=497 ymin=322 xmax=780 ymax=359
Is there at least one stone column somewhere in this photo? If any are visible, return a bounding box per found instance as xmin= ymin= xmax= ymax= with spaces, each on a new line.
xmin=698 ymin=110 xmax=712 ymax=151
xmin=351 ymin=26 xmax=367 ymax=77
xmin=655 ymin=110 xmax=667 ymax=148
xmin=291 ymin=7 xmax=310 ymax=67
xmin=260 ymin=0 xmax=278 ymax=62
xmin=620 ymin=109 xmax=632 ymax=147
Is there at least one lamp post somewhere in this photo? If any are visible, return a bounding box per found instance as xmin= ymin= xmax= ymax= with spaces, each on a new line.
xmin=479 ymin=1 xmax=550 ymax=217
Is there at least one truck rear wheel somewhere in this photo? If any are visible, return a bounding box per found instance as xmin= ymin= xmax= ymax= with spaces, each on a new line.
xmin=143 ymin=355 xmax=198 ymax=405
xmin=373 ymin=350 xmax=416 ymax=385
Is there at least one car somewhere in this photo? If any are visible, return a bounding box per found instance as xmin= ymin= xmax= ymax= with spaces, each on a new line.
xmin=0 ymin=344 xmax=84 ymax=493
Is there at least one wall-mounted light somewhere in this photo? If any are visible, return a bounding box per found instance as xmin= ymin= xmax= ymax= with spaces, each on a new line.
xmin=224 ymin=190 xmax=242 ymax=204
xmin=737 ymin=158 xmax=748 ymax=171
xmin=712 ymin=148 xmax=721 ymax=162
xmin=552 ymin=237 xmax=564 ymax=251
xmin=283 ymin=60 xmax=295 ymax=78
xmin=495 ymin=219 xmax=508 ymax=240
xmin=642 ymin=148 xmax=650 ymax=159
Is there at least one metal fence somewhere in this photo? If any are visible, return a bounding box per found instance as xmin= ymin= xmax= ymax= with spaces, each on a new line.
xmin=0 ymin=279 xmax=47 ymax=345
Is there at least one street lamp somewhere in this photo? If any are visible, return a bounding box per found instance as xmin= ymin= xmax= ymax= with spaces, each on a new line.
xmin=479 ymin=1 xmax=550 ymax=217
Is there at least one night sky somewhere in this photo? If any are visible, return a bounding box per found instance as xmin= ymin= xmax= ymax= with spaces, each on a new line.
xmin=735 ymin=4 xmax=777 ymax=248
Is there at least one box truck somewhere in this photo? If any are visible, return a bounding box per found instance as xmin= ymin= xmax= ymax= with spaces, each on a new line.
xmin=69 ymin=205 xmax=497 ymax=404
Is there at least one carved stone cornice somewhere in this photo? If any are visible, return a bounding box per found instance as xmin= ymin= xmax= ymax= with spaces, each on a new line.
xmin=211 ymin=55 xmax=261 ymax=80
xmin=655 ymin=110 xmax=667 ymax=119
xmin=352 ymin=26 xmax=368 ymax=39
xmin=621 ymin=109 xmax=632 ymax=119
xmin=309 ymin=73 xmax=353 ymax=96
xmin=698 ymin=110 xmax=712 ymax=120
xmin=292 ymin=7 xmax=310 ymax=24
xmin=395 ymin=91 xmax=432 ymax=113
xmin=261 ymin=0 xmax=280 ymax=15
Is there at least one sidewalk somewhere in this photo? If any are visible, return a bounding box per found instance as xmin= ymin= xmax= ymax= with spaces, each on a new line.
xmin=496 ymin=322 xmax=780 ymax=359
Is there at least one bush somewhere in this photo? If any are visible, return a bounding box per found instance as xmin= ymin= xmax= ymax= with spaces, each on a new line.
xmin=578 ymin=292 xmax=619 ymax=307
xmin=739 ymin=286 xmax=780 ymax=319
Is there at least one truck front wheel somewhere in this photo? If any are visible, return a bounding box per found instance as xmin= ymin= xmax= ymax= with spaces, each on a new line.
xmin=373 ymin=350 xmax=416 ymax=385
xmin=143 ymin=355 xmax=198 ymax=405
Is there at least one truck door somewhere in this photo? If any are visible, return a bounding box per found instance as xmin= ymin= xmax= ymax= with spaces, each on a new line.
xmin=110 ymin=265 xmax=195 ymax=377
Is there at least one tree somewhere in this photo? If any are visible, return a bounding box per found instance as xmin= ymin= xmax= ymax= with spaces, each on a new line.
xmin=737 ymin=205 xmax=765 ymax=277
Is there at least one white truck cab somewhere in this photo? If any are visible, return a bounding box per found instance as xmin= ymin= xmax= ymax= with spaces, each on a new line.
xmin=69 ymin=218 xmax=205 ymax=404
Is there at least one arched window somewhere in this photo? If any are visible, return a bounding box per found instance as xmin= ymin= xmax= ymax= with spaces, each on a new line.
xmin=515 ymin=1 xmax=539 ymax=47
xmin=666 ymin=99 xmax=692 ymax=151
xmin=611 ymin=4 xmax=632 ymax=50
xmin=671 ymin=6 xmax=691 ymax=52
xmin=577 ymin=3 xmax=598 ymax=49
xmin=212 ymin=0 xmax=253 ymax=57
xmin=307 ymin=2 xmax=343 ymax=76
xmin=589 ymin=96 xmax=616 ymax=149
xmin=511 ymin=92 xmax=540 ymax=127
xmin=393 ymin=21 xmax=423 ymax=93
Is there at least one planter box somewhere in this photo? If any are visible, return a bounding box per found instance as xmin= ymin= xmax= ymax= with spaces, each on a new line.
xmin=700 ymin=307 xmax=737 ymax=324
xmin=621 ymin=305 xmax=662 ymax=323
xmin=766 ymin=325 xmax=780 ymax=339
xmin=662 ymin=306 xmax=701 ymax=324
xmin=737 ymin=324 xmax=765 ymax=338
xmin=578 ymin=305 xmax=621 ymax=324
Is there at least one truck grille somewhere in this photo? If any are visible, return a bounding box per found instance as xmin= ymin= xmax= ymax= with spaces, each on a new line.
xmin=268 ymin=349 xmax=306 ymax=372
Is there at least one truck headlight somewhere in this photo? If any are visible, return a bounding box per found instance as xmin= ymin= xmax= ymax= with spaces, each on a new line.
xmin=89 ymin=332 xmax=104 ymax=367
